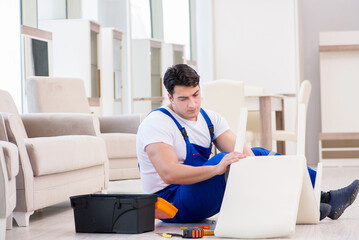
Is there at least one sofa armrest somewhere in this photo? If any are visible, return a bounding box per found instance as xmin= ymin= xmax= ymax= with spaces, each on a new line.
xmin=21 ymin=113 xmax=100 ymax=138
xmin=0 ymin=114 xmax=8 ymax=141
xmin=99 ymin=114 xmax=145 ymax=134
xmin=1 ymin=141 xmax=19 ymax=180
xmin=2 ymin=113 xmax=34 ymax=211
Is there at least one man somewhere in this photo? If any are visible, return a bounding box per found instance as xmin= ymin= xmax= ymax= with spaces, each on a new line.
xmin=137 ymin=64 xmax=359 ymax=223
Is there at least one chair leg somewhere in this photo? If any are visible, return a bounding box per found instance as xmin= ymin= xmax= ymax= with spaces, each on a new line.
xmin=0 ymin=218 xmax=5 ymax=240
xmin=6 ymin=214 xmax=12 ymax=230
xmin=13 ymin=211 xmax=34 ymax=227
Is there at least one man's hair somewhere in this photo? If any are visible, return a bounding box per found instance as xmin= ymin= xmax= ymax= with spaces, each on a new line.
xmin=163 ymin=64 xmax=200 ymax=96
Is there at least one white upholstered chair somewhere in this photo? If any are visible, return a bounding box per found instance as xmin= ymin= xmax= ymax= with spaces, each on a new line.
xmin=272 ymin=80 xmax=312 ymax=155
xmin=0 ymin=140 xmax=19 ymax=238
xmin=26 ymin=77 xmax=143 ymax=180
xmin=0 ymin=89 xmax=109 ymax=226
xmin=202 ymin=79 xmax=250 ymax=149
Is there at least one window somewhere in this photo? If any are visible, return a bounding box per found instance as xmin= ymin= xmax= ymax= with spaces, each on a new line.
xmin=150 ymin=0 xmax=197 ymax=63
xmin=131 ymin=0 xmax=152 ymax=39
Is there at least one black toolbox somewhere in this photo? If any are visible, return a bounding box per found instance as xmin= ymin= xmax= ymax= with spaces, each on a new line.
xmin=70 ymin=194 xmax=157 ymax=234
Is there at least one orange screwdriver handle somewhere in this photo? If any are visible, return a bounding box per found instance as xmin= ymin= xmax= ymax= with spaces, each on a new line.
xmin=182 ymin=227 xmax=204 ymax=238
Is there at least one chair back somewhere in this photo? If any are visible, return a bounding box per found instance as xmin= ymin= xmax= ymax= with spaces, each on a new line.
xmin=26 ymin=77 xmax=92 ymax=114
xmin=295 ymin=80 xmax=312 ymax=130
xmin=203 ymin=79 xmax=245 ymax=134
xmin=298 ymin=80 xmax=312 ymax=113
xmin=295 ymin=80 xmax=311 ymax=154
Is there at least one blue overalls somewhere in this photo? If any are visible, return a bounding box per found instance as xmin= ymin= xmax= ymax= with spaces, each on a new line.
xmin=153 ymin=107 xmax=317 ymax=223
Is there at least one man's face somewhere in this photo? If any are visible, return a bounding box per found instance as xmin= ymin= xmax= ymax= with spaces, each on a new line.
xmin=168 ymin=85 xmax=201 ymax=121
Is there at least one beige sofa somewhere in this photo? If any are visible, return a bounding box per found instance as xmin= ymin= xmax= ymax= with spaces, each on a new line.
xmin=0 ymin=89 xmax=109 ymax=226
xmin=26 ymin=77 xmax=143 ymax=180
xmin=0 ymin=140 xmax=19 ymax=238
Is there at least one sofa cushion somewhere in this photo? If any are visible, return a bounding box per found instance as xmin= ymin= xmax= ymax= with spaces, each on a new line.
xmin=1 ymin=141 xmax=19 ymax=180
xmin=24 ymin=135 xmax=107 ymax=177
xmin=100 ymin=133 xmax=137 ymax=159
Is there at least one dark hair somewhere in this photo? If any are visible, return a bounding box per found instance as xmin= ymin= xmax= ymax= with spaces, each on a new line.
xmin=163 ymin=64 xmax=200 ymax=96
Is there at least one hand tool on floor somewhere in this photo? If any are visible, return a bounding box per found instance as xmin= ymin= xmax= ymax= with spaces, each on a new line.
xmin=181 ymin=225 xmax=210 ymax=230
xmin=157 ymin=227 xmax=204 ymax=238
xmin=181 ymin=226 xmax=214 ymax=236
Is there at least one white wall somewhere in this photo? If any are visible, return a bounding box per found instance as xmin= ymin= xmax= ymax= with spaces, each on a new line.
xmin=196 ymin=0 xmax=214 ymax=85
xmin=301 ymin=0 xmax=359 ymax=164
xmin=0 ymin=0 xmax=22 ymax=111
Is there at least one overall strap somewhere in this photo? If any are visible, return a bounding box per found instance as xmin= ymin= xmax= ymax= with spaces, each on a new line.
xmin=200 ymin=108 xmax=214 ymax=141
xmin=152 ymin=108 xmax=188 ymax=141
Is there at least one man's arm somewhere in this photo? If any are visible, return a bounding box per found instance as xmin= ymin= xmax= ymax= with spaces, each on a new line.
xmin=146 ymin=142 xmax=246 ymax=185
xmin=214 ymin=129 xmax=254 ymax=156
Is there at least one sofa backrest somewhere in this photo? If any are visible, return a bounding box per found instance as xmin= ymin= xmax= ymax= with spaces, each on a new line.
xmin=26 ymin=77 xmax=92 ymax=114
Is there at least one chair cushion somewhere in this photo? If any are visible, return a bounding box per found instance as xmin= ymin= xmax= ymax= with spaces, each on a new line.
xmin=24 ymin=135 xmax=107 ymax=177
xmin=100 ymin=133 xmax=137 ymax=159
xmin=1 ymin=141 xmax=19 ymax=180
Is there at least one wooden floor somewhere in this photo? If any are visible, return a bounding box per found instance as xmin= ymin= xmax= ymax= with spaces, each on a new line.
xmin=5 ymin=166 xmax=359 ymax=240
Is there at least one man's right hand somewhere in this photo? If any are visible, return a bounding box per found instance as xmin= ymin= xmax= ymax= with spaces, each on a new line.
xmin=215 ymin=152 xmax=247 ymax=175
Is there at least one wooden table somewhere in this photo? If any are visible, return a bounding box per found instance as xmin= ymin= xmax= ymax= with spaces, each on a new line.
xmin=245 ymin=94 xmax=288 ymax=153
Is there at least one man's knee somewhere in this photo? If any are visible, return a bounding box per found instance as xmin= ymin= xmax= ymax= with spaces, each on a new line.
xmin=251 ymin=147 xmax=280 ymax=156
xmin=205 ymin=152 xmax=229 ymax=166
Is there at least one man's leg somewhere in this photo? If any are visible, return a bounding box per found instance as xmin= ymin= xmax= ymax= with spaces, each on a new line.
xmin=322 ymin=180 xmax=359 ymax=220
xmin=160 ymin=153 xmax=228 ymax=223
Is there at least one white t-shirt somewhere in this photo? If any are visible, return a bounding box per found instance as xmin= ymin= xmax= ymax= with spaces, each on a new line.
xmin=136 ymin=106 xmax=229 ymax=193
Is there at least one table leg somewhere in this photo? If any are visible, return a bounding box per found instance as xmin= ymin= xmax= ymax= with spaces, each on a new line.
xmin=276 ymin=110 xmax=286 ymax=154
xmin=259 ymin=96 xmax=272 ymax=150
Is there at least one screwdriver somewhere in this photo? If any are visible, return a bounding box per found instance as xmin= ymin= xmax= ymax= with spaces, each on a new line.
xmin=158 ymin=227 xmax=204 ymax=238
xmin=181 ymin=226 xmax=214 ymax=236
xmin=181 ymin=225 xmax=210 ymax=230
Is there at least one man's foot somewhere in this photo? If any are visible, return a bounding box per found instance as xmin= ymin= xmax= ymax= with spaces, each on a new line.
xmin=320 ymin=203 xmax=332 ymax=220
xmin=326 ymin=180 xmax=359 ymax=220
